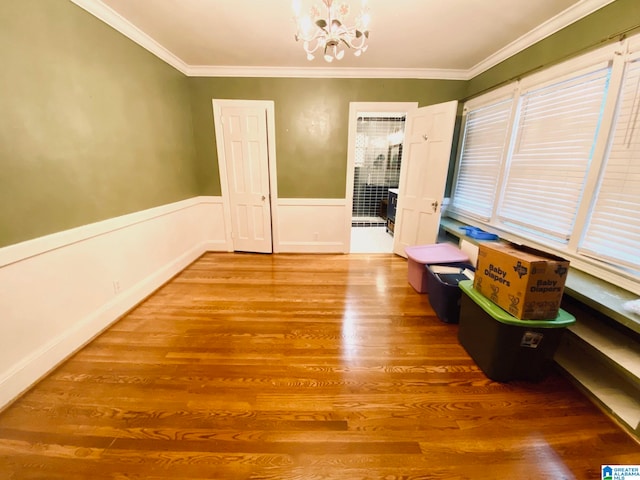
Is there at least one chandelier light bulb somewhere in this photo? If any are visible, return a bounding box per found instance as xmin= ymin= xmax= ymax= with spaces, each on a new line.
xmin=360 ymin=12 xmax=370 ymax=29
xmin=300 ymin=15 xmax=313 ymax=36
xmin=292 ymin=0 xmax=302 ymax=16
xmin=293 ymin=0 xmax=370 ymax=63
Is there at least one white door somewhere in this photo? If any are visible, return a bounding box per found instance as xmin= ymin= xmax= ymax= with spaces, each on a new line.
xmin=218 ymin=105 xmax=273 ymax=253
xmin=393 ymin=100 xmax=458 ymax=257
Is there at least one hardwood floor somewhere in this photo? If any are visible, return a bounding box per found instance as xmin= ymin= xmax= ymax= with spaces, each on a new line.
xmin=0 ymin=253 xmax=638 ymax=479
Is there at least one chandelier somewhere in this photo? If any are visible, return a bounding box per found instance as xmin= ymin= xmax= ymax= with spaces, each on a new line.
xmin=293 ymin=0 xmax=370 ymax=63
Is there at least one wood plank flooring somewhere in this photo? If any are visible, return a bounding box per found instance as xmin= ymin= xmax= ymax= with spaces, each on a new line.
xmin=1 ymin=253 xmax=638 ymax=479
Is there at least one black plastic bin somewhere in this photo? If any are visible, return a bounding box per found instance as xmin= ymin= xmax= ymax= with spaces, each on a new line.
xmin=458 ymin=280 xmax=575 ymax=382
xmin=425 ymin=263 xmax=475 ymax=324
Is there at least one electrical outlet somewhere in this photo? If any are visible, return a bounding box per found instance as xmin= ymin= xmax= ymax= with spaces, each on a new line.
xmin=112 ymin=280 xmax=121 ymax=294
xmin=314 ymin=232 xmax=319 ymax=241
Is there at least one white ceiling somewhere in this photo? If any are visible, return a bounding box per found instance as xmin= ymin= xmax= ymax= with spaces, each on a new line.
xmin=71 ymin=0 xmax=615 ymax=79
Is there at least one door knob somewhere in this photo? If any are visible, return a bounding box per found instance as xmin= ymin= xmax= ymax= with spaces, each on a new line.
xmin=261 ymin=195 xmax=266 ymax=201
xmin=423 ymin=134 xmax=428 ymax=141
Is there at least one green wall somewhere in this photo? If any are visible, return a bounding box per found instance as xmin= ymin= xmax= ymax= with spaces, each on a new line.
xmin=2 ymin=0 xmax=638 ymax=248
xmin=190 ymin=0 xmax=640 ymax=200
xmin=0 ymin=0 xmax=199 ymax=248
xmin=189 ymin=78 xmax=466 ymax=198
xmin=466 ymin=0 xmax=640 ymax=98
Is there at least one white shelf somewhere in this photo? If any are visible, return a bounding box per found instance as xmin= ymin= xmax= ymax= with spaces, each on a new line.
xmin=556 ymin=342 xmax=640 ymax=431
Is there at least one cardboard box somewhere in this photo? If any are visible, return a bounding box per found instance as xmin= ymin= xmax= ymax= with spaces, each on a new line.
xmin=473 ymin=242 xmax=569 ymax=320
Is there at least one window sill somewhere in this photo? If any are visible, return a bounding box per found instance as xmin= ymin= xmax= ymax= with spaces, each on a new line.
xmin=440 ymin=216 xmax=640 ymax=335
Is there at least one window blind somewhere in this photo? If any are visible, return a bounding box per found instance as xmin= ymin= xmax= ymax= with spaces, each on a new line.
xmin=580 ymin=58 xmax=640 ymax=270
xmin=498 ymin=66 xmax=611 ymax=242
xmin=451 ymin=98 xmax=513 ymax=221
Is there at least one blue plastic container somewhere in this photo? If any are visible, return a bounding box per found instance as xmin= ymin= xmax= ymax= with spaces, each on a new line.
xmin=459 ymin=226 xmax=499 ymax=240
xmin=425 ymin=263 xmax=475 ymax=324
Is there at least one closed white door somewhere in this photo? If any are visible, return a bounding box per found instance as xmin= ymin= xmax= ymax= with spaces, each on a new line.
xmin=219 ymin=105 xmax=273 ymax=253
xmin=393 ymin=100 xmax=458 ymax=257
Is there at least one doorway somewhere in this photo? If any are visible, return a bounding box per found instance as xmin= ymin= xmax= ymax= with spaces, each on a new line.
xmin=345 ymin=102 xmax=418 ymax=253
xmin=212 ymin=100 xmax=279 ymax=253
xmin=352 ymin=114 xmax=406 ymax=227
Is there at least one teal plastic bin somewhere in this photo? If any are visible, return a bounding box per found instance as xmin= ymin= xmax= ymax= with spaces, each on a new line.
xmin=458 ymin=280 xmax=575 ymax=382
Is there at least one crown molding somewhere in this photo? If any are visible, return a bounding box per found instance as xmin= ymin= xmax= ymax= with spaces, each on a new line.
xmin=185 ymin=65 xmax=469 ymax=80
xmin=69 ymin=0 xmax=190 ymax=75
xmin=466 ymin=0 xmax=617 ymax=79
xmin=71 ymin=0 xmax=616 ymax=81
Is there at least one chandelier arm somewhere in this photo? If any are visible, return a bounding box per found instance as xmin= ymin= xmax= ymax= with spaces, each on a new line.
xmin=349 ymin=31 xmax=368 ymax=49
xmin=303 ymin=37 xmax=326 ymax=55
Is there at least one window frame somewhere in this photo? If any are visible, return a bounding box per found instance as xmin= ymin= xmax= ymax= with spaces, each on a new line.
xmin=448 ymin=39 xmax=640 ymax=295
xmin=576 ymin=51 xmax=640 ymax=270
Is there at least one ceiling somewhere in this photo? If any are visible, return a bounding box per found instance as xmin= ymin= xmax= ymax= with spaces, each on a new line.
xmin=71 ymin=0 xmax=615 ymax=79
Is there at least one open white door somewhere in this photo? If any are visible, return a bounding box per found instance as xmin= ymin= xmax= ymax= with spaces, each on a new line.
xmin=393 ymin=100 xmax=458 ymax=257
xmin=217 ymin=103 xmax=273 ymax=253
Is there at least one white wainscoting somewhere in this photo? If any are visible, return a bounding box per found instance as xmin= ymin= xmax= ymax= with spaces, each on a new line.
xmin=275 ymin=199 xmax=348 ymax=253
xmin=0 ymin=196 xmax=227 ymax=410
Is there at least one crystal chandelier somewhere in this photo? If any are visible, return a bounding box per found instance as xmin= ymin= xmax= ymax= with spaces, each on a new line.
xmin=293 ymin=0 xmax=370 ymax=63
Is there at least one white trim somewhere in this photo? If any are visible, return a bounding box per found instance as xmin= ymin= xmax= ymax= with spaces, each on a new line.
xmin=212 ymin=99 xmax=279 ymax=253
xmin=278 ymin=198 xmax=345 ymax=207
xmin=277 ymin=241 xmax=345 ymax=253
xmin=467 ymin=0 xmax=617 ymax=79
xmin=186 ymin=65 xmax=469 ymax=80
xmin=629 ymin=34 xmax=640 ymax=54
xmin=72 ymin=0 xmax=615 ymax=81
xmin=265 ymin=104 xmax=281 ymax=252
xmin=345 ymin=102 xmax=418 ymax=253
xmin=517 ymin=42 xmax=618 ymax=91
xmin=69 ymin=0 xmax=189 ymax=75
xmin=0 ymin=196 xmax=226 ymax=410
xmin=0 ymin=196 xmax=219 ymax=268
xmin=463 ymin=83 xmax=519 ymax=112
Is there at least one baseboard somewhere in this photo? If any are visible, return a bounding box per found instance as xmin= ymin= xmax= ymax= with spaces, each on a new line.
xmin=203 ymin=240 xmax=233 ymax=252
xmin=277 ymin=241 xmax=346 ymax=253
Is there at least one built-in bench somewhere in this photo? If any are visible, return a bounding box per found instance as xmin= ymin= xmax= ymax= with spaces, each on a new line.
xmin=439 ymin=216 xmax=640 ymax=438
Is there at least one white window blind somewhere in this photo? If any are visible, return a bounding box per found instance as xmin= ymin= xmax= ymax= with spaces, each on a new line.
xmin=498 ymin=66 xmax=611 ymax=242
xmin=580 ymin=58 xmax=640 ymax=270
xmin=451 ymin=98 xmax=513 ymax=220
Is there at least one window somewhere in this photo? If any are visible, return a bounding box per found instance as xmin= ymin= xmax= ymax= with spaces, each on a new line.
xmin=450 ymin=39 xmax=640 ymax=287
xmin=498 ymin=65 xmax=611 ymax=242
xmin=451 ymin=96 xmax=513 ymax=221
xmin=580 ymin=57 xmax=640 ymax=271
